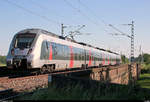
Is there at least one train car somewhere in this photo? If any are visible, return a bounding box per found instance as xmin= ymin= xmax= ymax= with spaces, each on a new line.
xmin=6 ymin=28 xmax=121 ymax=72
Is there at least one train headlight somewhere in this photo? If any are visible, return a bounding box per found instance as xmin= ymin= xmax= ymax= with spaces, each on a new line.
xmin=27 ymin=48 xmax=32 ymax=55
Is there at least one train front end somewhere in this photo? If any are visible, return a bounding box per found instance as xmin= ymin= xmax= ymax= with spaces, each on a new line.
xmin=6 ymin=32 xmax=37 ymax=69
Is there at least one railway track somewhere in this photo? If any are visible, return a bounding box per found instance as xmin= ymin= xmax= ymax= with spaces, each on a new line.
xmin=0 ymin=66 xmax=90 ymax=78
xmin=0 ymin=65 xmax=117 ymax=79
xmin=0 ymin=74 xmax=48 ymax=101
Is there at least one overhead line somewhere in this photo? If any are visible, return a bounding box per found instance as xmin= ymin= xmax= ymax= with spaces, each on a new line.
xmin=30 ymin=0 xmax=66 ymax=22
xmin=63 ymin=0 xmax=102 ymax=28
xmin=109 ymin=24 xmax=130 ymax=38
xmin=2 ymin=0 xmax=60 ymax=26
xmin=77 ymin=0 xmax=114 ymax=33
xmin=77 ymin=0 xmax=127 ymax=35
xmin=78 ymin=0 xmax=108 ymax=26
xmin=30 ymin=0 xmax=86 ymax=33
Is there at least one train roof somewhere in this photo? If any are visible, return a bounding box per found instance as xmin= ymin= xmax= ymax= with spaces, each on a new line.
xmin=17 ymin=28 xmax=77 ymax=43
xmin=17 ymin=28 xmax=120 ymax=55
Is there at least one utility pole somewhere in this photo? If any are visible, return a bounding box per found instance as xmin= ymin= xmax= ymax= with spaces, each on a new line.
xmin=124 ymin=21 xmax=135 ymax=86
xmin=139 ymin=45 xmax=143 ymax=64
xmin=139 ymin=45 xmax=144 ymax=64
xmin=109 ymin=21 xmax=135 ymax=85
xmin=129 ymin=21 xmax=134 ymax=63
xmin=141 ymin=51 xmax=144 ymax=64
xmin=61 ymin=23 xmax=67 ymax=37
xmin=115 ymin=20 xmax=135 ymax=64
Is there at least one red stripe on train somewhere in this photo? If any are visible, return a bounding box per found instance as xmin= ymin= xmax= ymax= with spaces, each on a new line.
xmin=69 ymin=46 xmax=74 ymax=68
xmin=49 ymin=44 xmax=53 ymax=60
xmin=88 ymin=50 xmax=91 ymax=66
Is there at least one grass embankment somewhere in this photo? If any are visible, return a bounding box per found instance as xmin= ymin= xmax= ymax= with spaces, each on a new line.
xmin=18 ymin=76 xmax=150 ymax=100
xmin=137 ymin=73 xmax=150 ymax=89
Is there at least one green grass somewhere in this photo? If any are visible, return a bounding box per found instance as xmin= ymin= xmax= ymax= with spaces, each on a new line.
xmin=137 ymin=73 xmax=150 ymax=89
xmin=17 ymin=78 xmax=150 ymax=100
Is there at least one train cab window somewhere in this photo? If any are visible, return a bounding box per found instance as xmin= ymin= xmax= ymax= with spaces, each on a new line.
xmin=14 ymin=33 xmax=36 ymax=49
xmin=46 ymin=41 xmax=49 ymax=50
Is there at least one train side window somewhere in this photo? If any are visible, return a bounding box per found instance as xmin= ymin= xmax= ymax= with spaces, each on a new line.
xmin=52 ymin=42 xmax=57 ymax=59
xmin=81 ymin=49 xmax=84 ymax=61
xmin=40 ymin=41 xmax=45 ymax=60
xmin=63 ymin=45 xmax=66 ymax=59
xmin=79 ymin=49 xmax=81 ymax=60
xmin=40 ymin=41 xmax=49 ymax=60
xmin=58 ymin=44 xmax=63 ymax=60
xmin=77 ymin=48 xmax=80 ymax=60
xmin=55 ymin=43 xmax=59 ymax=59
xmin=64 ymin=45 xmax=69 ymax=60
xmin=62 ymin=45 xmax=65 ymax=59
xmin=57 ymin=43 xmax=63 ymax=60
xmin=76 ymin=48 xmax=79 ymax=60
xmin=67 ymin=46 xmax=69 ymax=60
xmin=99 ymin=54 xmax=102 ymax=61
xmin=74 ymin=48 xmax=77 ymax=60
xmin=76 ymin=47 xmax=79 ymax=60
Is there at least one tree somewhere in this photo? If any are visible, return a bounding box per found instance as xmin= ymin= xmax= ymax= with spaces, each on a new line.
xmin=121 ymin=55 xmax=129 ymax=64
xmin=143 ymin=53 xmax=150 ymax=65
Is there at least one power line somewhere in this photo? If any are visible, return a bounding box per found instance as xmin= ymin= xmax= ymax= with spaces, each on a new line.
xmin=63 ymin=0 xmax=103 ymax=28
xmin=30 ymin=0 xmax=66 ymax=22
xmin=109 ymin=25 xmax=131 ymax=38
xmin=29 ymin=0 xmax=89 ymax=36
xmin=2 ymin=0 xmax=60 ymax=26
xmin=78 ymin=0 xmax=108 ymax=26
xmin=77 ymin=0 xmax=128 ymax=51
xmin=77 ymin=0 xmax=134 ymax=56
xmin=77 ymin=0 xmax=129 ymax=36
xmin=77 ymin=0 xmax=115 ymax=33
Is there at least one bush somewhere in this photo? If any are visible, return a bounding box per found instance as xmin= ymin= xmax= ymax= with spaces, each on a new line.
xmin=0 ymin=56 xmax=6 ymax=65
xmin=141 ymin=64 xmax=150 ymax=73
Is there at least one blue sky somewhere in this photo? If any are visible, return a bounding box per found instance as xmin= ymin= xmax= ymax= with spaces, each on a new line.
xmin=0 ymin=0 xmax=150 ymax=57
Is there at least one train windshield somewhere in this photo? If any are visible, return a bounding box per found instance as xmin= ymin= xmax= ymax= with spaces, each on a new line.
xmin=14 ymin=33 xmax=36 ymax=48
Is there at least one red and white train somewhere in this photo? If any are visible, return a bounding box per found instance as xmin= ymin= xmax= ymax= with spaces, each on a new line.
xmin=6 ymin=28 xmax=122 ymax=72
